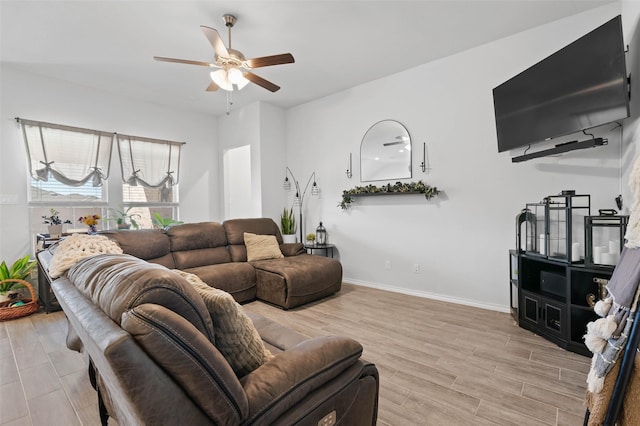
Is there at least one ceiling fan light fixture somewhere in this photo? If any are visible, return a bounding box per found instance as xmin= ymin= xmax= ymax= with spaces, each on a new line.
xmin=235 ymin=74 xmax=250 ymax=90
xmin=210 ymin=69 xmax=233 ymax=91
xmin=227 ymin=67 xmax=243 ymax=84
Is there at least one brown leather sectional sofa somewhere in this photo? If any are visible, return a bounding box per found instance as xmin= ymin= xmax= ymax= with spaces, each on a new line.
xmin=38 ymin=218 xmax=379 ymax=424
xmin=100 ymin=218 xmax=343 ymax=309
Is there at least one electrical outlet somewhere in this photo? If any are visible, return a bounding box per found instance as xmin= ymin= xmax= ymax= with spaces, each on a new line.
xmin=413 ymin=263 xmax=420 ymax=273
xmin=384 ymin=260 xmax=391 ymax=270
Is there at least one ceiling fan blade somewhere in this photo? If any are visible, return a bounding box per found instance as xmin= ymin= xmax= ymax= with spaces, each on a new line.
xmin=154 ymin=56 xmax=216 ymax=67
xmin=244 ymin=72 xmax=281 ymax=92
xmin=206 ymin=81 xmax=219 ymax=92
xmin=200 ymin=25 xmax=229 ymax=58
xmin=245 ymin=53 xmax=295 ymax=69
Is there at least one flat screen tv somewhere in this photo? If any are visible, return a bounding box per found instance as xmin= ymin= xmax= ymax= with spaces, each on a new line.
xmin=493 ymin=15 xmax=630 ymax=153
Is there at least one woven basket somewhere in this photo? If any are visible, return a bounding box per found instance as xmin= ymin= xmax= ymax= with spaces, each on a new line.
xmin=0 ymin=279 xmax=39 ymax=321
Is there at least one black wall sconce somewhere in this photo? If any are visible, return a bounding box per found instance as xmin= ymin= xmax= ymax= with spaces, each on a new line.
xmin=419 ymin=142 xmax=431 ymax=173
xmin=346 ymin=153 xmax=352 ymax=179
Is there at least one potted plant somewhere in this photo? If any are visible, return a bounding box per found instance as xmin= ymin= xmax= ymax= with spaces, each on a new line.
xmin=281 ymin=207 xmax=297 ymax=243
xmin=42 ymin=208 xmax=71 ymax=238
xmin=306 ymin=233 xmax=316 ymax=244
xmin=152 ymin=213 xmax=183 ymax=230
xmin=0 ymin=255 xmax=36 ymax=303
xmin=105 ymin=206 xmax=142 ymax=230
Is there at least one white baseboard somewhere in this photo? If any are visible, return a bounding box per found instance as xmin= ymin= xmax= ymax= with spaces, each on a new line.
xmin=343 ymin=277 xmax=510 ymax=313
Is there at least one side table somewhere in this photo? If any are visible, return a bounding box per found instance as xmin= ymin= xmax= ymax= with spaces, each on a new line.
xmin=36 ymin=248 xmax=61 ymax=314
xmin=304 ymin=243 xmax=335 ymax=258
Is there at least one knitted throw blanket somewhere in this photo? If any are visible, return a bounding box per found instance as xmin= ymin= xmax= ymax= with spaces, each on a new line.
xmin=48 ymin=233 xmax=123 ymax=278
xmin=584 ymin=152 xmax=640 ymax=394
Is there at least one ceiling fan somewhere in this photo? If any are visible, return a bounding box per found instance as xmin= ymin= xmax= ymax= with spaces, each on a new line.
xmin=154 ymin=14 xmax=294 ymax=93
xmin=383 ymin=136 xmax=410 ymax=147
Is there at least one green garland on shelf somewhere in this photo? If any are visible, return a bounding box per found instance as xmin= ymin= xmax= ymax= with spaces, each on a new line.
xmin=338 ymin=180 xmax=440 ymax=210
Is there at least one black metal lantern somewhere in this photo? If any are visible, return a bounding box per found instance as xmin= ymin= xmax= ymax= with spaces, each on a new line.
xmin=525 ymin=199 xmax=548 ymax=257
xmin=315 ymin=222 xmax=327 ymax=245
xmin=546 ymin=191 xmax=590 ymax=264
xmin=585 ymin=210 xmax=628 ymax=268
xmin=516 ymin=208 xmax=536 ymax=253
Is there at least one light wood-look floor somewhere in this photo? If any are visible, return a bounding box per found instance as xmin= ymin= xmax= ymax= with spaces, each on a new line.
xmin=1 ymin=283 xmax=590 ymax=425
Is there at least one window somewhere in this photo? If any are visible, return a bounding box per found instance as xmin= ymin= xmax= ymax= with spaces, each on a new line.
xmin=20 ymin=119 xmax=113 ymax=241
xmin=20 ymin=119 xmax=186 ymax=246
xmin=116 ymin=133 xmax=184 ymax=228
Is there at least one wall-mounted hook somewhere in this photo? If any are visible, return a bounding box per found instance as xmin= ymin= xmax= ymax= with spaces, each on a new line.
xmin=346 ymin=152 xmax=353 ymax=179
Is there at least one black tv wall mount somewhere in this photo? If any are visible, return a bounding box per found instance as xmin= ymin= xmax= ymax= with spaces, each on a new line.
xmin=511 ymin=137 xmax=607 ymax=163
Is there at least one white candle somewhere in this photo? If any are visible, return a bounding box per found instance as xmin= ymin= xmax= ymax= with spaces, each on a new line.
xmin=539 ymin=234 xmax=546 ymax=255
xmin=609 ymin=240 xmax=620 ymax=254
xmin=601 ymin=252 xmax=617 ymax=265
xmin=593 ymin=246 xmax=608 ymax=264
xmin=571 ymin=242 xmax=581 ymax=262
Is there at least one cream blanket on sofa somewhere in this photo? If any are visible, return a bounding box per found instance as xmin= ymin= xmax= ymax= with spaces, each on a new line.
xmin=48 ymin=234 xmax=123 ymax=278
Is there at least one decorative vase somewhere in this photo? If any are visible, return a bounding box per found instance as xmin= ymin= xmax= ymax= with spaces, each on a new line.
xmin=47 ymin=224 xmax=63 ymax=239
xmin=88 ymin=225 xmax=97 ymax=235
xmin=282 ymin=234 xmax=297 ymax=244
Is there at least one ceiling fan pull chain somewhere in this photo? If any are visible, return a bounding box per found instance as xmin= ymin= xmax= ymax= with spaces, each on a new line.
xmin=226 ymin=91 xmax=234 ymax=115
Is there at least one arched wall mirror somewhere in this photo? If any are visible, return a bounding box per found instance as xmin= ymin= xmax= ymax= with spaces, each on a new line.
xmin=360 ymin=120 xmax=412 ymax=182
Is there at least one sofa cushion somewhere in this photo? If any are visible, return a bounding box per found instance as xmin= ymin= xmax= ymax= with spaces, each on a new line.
xmin=183 ymin=263 xmax=256 ymax=303
xmin=174 ymin=270 xmax=273 ymax=377
xmin=224 ymin=218 xmax=283 ymax=262
xmin=100 ymin=229 xmax=174 ymax=268
xmin=167 ymin=222 xmax=232 ymax=269
xmin=244 ymin=232 xmax=284 ymax=262
xmin=251 ymin=254 xmax=343 ymax=309
xmin=121 ymin=303 xmax=249 ymax=424
xmin=240 ymin=336 xmax=364 ymax=424
xmin=67 ymin=253 xmax=214 ymax=341
xmin=48 ymin=234 xmax=123 ymax=278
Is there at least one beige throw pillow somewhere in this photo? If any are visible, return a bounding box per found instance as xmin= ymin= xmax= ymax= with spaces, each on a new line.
xmin=244 ymin=232 xmax=283 ymax=261
xmin=173 ymin=270 xmax=273 ymax=377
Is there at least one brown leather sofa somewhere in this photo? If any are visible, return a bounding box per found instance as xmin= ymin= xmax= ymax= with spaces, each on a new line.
xmin=49 ymin=253 xmax=379 ymax=425
xmin=99 ymin=218 xmax=342 ymax=309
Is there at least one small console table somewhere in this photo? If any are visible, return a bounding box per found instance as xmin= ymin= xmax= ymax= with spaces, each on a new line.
xmin=36 ymin=248 xmax=61 ymax=314
xmin=304 ymin=243 xmax=335 ymax=258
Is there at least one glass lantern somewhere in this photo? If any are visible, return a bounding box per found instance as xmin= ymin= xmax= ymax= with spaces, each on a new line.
xmin=315 ymin=222 xmax=327 ymax=245
xmin=546 ymin=192 xmax=590 ymax=263
xmin=525 ymin=200 xmax=548 ymax=257
xmin=585 ymin=211 xmax=628 ymax=268
xmin=516 ymin=208 xmax=536 ymax=253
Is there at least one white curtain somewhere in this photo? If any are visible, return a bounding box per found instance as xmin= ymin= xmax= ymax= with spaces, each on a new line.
xmin=116 ymin=133 xmax=184 ymax=188
xmin=19 ymin=119 xmax=113 ymax=187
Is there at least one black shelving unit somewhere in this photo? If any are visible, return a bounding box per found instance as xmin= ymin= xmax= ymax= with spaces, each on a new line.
xmin=515 ymin=253 xmax=613 ymax=356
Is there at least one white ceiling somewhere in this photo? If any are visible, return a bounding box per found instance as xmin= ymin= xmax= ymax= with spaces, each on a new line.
xmin=0 ymin=0 xmax=615 ymax=117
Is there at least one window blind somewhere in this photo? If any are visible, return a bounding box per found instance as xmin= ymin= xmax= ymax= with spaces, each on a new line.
xmin=116 ymin=133 xmax=184 ymax=188
xmin=19 ymin=118 xmax=113 ymax=187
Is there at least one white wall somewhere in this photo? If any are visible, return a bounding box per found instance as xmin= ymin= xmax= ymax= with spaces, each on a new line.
xmin=285 ymin=2 xmax=636 ymax=311
xmin=622 ymin=0 xmax=640 ymax=200
xmin=218 ymin=101 xmax=287 ymax=224
xmin=0 ymin=65 xmax=219 ymax=262
xmin=223 ymin=145 xmax=253 ymax=218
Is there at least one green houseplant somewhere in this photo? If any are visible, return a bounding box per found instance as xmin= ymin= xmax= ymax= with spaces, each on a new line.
xmin=106 ymin=206 xmax=142 ymax=230
xmin=152 ymin=213 xmax=183 ymax=230
xmin=0 ymin=255 xmax=36 ymax=302
xmin=280 ymin=207 xmax=296 ymax=243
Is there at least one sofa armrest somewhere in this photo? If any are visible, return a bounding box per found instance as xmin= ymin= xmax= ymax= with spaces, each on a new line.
xmin=279 ymin=243 xmax=305 ymax=256
xmin=241 ymin=335 xmax=362 ymax=423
